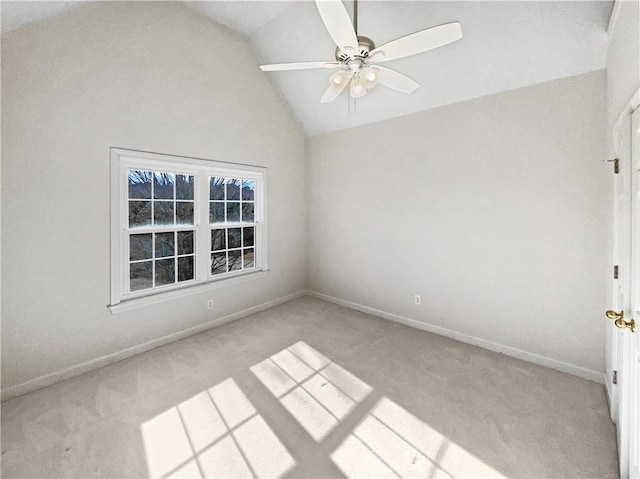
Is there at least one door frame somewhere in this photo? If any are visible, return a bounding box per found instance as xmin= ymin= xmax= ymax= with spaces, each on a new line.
xmin=629 ymin=99 xmax=640 ymax=479
xmin=609 ymin=87 xmax=640 ymax=479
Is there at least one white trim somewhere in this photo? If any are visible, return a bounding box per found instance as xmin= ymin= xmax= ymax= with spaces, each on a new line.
xmin=605 ymin=379 xmax=614 ymax=420
xmin=110 ymin=149 xmax=122 ymax=305
xmin=109 ymin=270 xmax=270 ymax=313
xmin=632 ymin=90 xmax=640 ymax=113
xmin=607 ymin=0 xmax=622 ymax=38
xmin=613 ymin=88 xmax=640 ymax=153
xmin=259 ymin=173 xmax=269 ymax=271
xmin=111 ymin=147 xmax=268 ymax=173
xmin=306 ymin=290 xmax=606 ymax=384
xmin=1 ymin=291 xmax=305 ymax=402
xmin=110 ymin=148 xmax=268 ymax=306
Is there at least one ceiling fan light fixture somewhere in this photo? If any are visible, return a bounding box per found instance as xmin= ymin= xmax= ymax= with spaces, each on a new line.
xmin=361 ymin=67 xmax=379 ymax=89
xmin=330 ymin=70 xmax=350 ymax=86
xmin=350 ymin=78 xmax=367 ymax=98
xmin=259 ymin=0 xmax=463 ymax=104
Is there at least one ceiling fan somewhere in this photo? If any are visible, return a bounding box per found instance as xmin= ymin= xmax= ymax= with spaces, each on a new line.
xmin=259 ymin=0 xmax=463 ymax=103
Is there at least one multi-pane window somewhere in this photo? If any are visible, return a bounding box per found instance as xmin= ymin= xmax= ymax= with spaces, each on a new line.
xmin=209 ymin=177 xmax=256 ymax=275
xmin=128 ymin=171 xmax=196 ymax=291
xmin=111 ymin=149 xmax=266 ymax=306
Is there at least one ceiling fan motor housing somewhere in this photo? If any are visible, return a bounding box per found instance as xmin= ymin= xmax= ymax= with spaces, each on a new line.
xmin=335 ymin=35 xmax=375 ymax=62
xmin=259 ymin=0 xmax=462 ymax=103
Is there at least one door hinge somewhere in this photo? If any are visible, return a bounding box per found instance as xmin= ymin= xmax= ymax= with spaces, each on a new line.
xmin=613 ymin=370 xmax=618 ymax=385
xmin=614 ymin=265 xmax=619 ymax=279
xmin=614 ymin=158 xmax=619 ymax=174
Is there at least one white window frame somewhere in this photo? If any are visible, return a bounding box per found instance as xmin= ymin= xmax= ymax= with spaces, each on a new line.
xmin=109 ymin=148 xmax=268 ymax=311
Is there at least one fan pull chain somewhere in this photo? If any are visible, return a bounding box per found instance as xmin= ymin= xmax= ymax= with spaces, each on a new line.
xmin=347 ymin=93 xmax=356 ymax=114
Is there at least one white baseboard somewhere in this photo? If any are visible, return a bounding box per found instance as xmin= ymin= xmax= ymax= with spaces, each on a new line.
xmin=605 ymin=379 xmax=613 ymax=418
xmin=306 ymin=290 xmax=606 ymax=385
xmin=3 ymin=289 xmax=605 ymax=401
xmin=1 ymin=291 xmax=305 ymax=402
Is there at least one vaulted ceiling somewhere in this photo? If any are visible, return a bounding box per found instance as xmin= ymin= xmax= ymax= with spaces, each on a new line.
xmin=1 ymin=1 xmax=614 ymax=137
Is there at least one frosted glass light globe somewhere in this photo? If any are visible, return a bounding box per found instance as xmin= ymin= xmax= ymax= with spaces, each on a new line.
xmin=329 ymin=71 xmax=349 ymax=86
xmin=361 ymin=67 xmax=379 ymax=89
xmin=350 ymin=80 xmax=366 ymax=98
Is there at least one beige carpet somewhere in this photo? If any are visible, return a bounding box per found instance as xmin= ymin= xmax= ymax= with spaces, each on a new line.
xmin=1 ymin=296 xmax=618 ymax=478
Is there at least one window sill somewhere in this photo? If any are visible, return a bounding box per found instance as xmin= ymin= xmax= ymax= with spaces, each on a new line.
xmin=108 ymin=270 xmax=270 ymax=314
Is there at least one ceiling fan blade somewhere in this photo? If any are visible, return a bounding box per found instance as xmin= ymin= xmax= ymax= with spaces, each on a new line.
xmin=370 ymin=22 xmax=462 ymax=63
xmin=315 ymin=0 xmax=358 ymax=50
xmin=375 ymin=66 xmax=420 ymax=94
xmin=320 ymin=72 xmax=353 ymax=103
xmin=260 ymin=61 xmax=341 ymax=72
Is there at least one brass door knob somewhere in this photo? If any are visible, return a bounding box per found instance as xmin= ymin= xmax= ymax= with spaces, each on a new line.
xmin=615 ymin=319 xmax=636 ymax=332
xmin=606 ymin=310 xmax=624 ymax=320
xmin=606 ymin=310 xmax=636 ymax=333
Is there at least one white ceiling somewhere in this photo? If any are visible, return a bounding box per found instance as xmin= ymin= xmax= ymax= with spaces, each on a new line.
xmin=184 ymin=0 xmax=293 ymax=36
xmin=1 ymin=1 xmax=614 ymax=137
xmin=1 ymin=1 xmax=87 ymax=34
xmin=247 ymin=1 xmax=613 ymax=136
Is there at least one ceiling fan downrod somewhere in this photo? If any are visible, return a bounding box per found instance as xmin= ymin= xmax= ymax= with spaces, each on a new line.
xmin=258 ymin=0 xmax=463 ymax=104
xmin=353 ymin=0 xmax=358 ymax=35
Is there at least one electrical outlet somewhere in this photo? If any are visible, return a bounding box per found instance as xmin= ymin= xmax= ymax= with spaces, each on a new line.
xmin=414 ymin=295 xmax=422 ymax=305
xmin=206 ymin=300 xmax=214 ymax=310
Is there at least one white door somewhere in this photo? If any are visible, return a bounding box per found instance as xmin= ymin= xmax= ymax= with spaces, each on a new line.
xmin=610 ymin=102 xmax=640 ymax=479
xmin=628 ymin=105 xmax=640 ymax=479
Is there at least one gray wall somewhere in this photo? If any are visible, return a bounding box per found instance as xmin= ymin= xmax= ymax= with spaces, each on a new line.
xmin=1 ymin=2 xmax=306 ymax=391
xmin=307 ymin=70 xmax=609 ymax=374
xmin=1 ymin=1 xmax=616 ymax=395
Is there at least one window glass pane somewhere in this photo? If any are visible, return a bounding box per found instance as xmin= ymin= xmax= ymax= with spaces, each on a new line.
xmin=227 ymin=179 xmax=241 ymax=200
xmin=178 ymin=231 xmax=194 ymax=255
xmin=154 ymin=201 xmax=174 ymax=225
xmin=211 ymin=252 xmax=227 ymax=275
xmin=243 ymin=227 xmax=254 ymax=247
xmin=228 ymin=250 xmax=242 ymax=271
xmin=211 ymin=229 xmax=226 ymax=251
xmin=210 ymin=177 xmax=225 ymax=200
xmin=128 ymin=170 xmax=152 ymax=199
xmin=176 ymin=202 xmax=194 ymax=225
xmin=130 ymin=233 xmax=152 ymax=261
xmin=178 ymin=256 xmax=194 ymax=282
xmin=120 ymin=154 xmax=264 ymax=302
xmin=176 ymin=175 xmax=194 ymax=200
xmin=242 ymin=180 xmax=255 ymax=201
xmin=243 ymin=248 xmax=255 ymax=269
xmin=129 ymin=201 xmax=152 ymax=228
xmin=154 ymin=173 xmax=174 ymax=199
xmin=130 ymin=261 xmax=152 ymax=291
xmin=241 ymin=202 xmax=254 ymax=222
xmin=228 ymin=228 xmax=241 ymax=249
xmin=155 ymin=258 xmax=175 ymax=286
xmin=227 ymin=202 xmax=240 ymax=223
xmin=210 ymin=202 xmax=225 ymax=224
xmin=155 ymin=232 xmax=175 ymax=258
